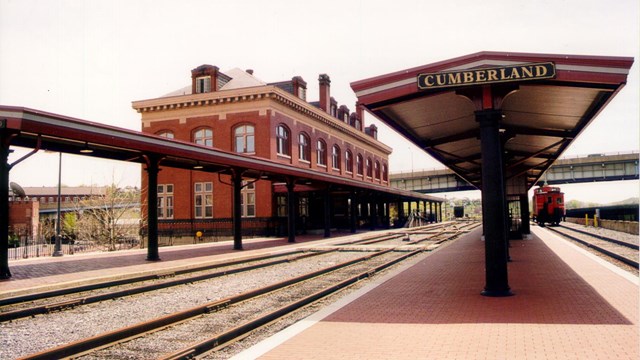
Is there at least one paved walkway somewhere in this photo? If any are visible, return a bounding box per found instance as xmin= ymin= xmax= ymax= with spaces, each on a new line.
xmin=234 ymin=226 xmax=639 ymax=360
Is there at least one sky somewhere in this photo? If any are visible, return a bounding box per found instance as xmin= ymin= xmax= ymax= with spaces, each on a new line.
xmin=1 ymin=0 xmax=638 ymax=204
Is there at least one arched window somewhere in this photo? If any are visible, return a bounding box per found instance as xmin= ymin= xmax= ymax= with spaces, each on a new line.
xmin=366 ymin=157 xmax=372 ymax=178
xmin=298 ymin=132 xmax=310 ymax=162
xmin=276 ymin=124 xmax=291 ymax=156
xmin=157 ymin=130 xmax=174 ymax=139
xmin=356 ymin=154 xmax=363 ymax=176
xmin=193 ymin=128 xmax=213 ymax=147
xmin=374 ymin=160 xmax=380 ymax=180
xmin=382 ymin=163 xmax=388 ymax=181
xmin=316 ymin=139 xmax=327 ymax=166
xmin=331 ymin=145 xmax=341 ymax=170
xmin=345 ymin=150 xmax=353 ymax=173
xmin=234 ymin=124 xmax=255 ymax=153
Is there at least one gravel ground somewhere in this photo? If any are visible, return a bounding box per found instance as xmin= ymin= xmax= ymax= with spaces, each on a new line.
xmin=81 ymin=252 xmax=408 ymax=359
xmin=0 ymin=251 xmax=367 ymax=359
xmin=551 ymin=222 xmax=639 ymax=276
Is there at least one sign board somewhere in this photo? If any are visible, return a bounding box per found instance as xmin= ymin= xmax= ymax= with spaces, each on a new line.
xmin=417 ymin=62 xmax=556 ymax=90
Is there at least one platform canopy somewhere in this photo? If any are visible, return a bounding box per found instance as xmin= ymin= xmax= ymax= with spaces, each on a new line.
xmin=351 ymin=51 xmax=634 ymax=190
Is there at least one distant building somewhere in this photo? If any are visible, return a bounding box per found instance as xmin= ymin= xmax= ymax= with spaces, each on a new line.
xmin=8 ymin=186 xmax=109 ymax=241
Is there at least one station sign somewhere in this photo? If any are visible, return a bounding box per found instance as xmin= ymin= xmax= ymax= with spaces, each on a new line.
xmin=417 ymin=62 xmax=556 ymax=90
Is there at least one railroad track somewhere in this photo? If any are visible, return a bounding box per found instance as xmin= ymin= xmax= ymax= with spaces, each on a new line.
xmin=19 ymin=249 xmax=418 ymax=359
xmin=3 ymin=223 xmax=471 ymax=359
xmin=0 ymin=249 xmax=332 ymax=322
xmin=546 ymin=225 xmax=639 ymax=269
xmin=1 ymin=228 xmax=431 ymax=316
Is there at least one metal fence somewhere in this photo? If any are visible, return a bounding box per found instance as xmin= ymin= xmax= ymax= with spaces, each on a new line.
xmin=7 ymin=238 xmax=140 ymax=261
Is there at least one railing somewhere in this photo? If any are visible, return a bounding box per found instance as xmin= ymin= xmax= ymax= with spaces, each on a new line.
xmin=150 ymin=217 xmax=286 ymax=246
xmin=7 ymin=238 xmax=140 ymax=261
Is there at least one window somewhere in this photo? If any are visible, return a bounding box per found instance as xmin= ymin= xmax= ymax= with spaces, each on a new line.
xmin=276 ymin=195 xmax=287 ymax=217
xmin=299 ymin=195 xmax=309 ymax=217
xmin=374 ymin=161 xmax=380 ymax=180
xmin=298 ymin=133 xmax=310 ymax=162
xmin=356 ymin=154 xmax=363 ymax=176
xmin=157 ymin=184 xmax=174 ymax=219
xmin=196 ymin=76 xmax=211 ymax=93
xmin=276 ymin=124 xmax=291 ymax=156
xmin=194 ymin=128 xmax=213 ymax=147
xmin=241 ymin=181 xmax=256 ymax=217
xmin=157 ymin=131 xmax=174 ymax=139
xmin=382 ymin=163 xmax=388 ymax=181
xmin=345 ymin=150 xmax=353 ymax=173
xmin=331 ymin=145 xmax=341 ymax=170
xmin=234 ymin=125 xmax=255 ymax=153
xmin=366 ymin=158 xmax=372 ymax=178
xmin=316 ymin=139 xmax=327 ymax=166
xmin=194 ymin=182 xmax=213 ymax=218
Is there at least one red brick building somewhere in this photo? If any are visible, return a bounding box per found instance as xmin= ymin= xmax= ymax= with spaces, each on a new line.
xmin=133 ymin=66 xmax=392 ymax=240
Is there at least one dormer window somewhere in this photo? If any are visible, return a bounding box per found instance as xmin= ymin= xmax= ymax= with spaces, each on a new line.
xmin=196 ymin=76 xmax=211 ymax=93
xmin=298 ymin=86 xmax=306 ymax=101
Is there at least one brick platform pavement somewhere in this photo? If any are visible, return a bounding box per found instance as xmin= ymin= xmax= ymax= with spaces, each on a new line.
xmin=235 ymin=226 xmax=639 ymax=360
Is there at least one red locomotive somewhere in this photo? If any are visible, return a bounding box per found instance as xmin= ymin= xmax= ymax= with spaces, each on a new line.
xmin=532 ymin=185 xmax=565 ymax=226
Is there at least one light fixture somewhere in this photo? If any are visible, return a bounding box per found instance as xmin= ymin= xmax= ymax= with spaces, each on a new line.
xmin=79 ymin=142 xmax=93 ymax=154
xmin=193 ymin=162 xmax=203 ymax=169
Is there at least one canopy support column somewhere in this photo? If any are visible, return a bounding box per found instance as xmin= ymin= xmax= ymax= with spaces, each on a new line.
xmin=477 ymin=109 xmax=512 ymax=297
xmin=144 ymin=155 xmax=162 ymax=261
xmin=0 ymin=133 xmax=13 ymax=279
xmin=231 ymin=169 xmax=244 ymax=250
xmin=350 ymin=189 xmax=358 ymax=233
xmin=323 ymin=186 xmax=331 ymax=238
xmin=286 ymin=178 xmax=296 ymax=243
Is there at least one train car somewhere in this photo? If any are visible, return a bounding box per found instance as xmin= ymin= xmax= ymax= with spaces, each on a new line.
xmin=532 ymin=185 xmax=565 ymax=226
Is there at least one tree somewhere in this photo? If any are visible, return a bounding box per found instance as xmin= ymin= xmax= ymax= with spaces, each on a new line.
xmin=74 ymin=185 xmax=140 ymax=251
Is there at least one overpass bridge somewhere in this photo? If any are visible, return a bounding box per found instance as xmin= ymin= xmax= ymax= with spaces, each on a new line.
xmin=390 ymin=152 xmax=639 ymax=193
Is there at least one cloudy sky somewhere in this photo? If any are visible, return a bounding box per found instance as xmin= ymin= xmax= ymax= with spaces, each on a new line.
xmin=1 ymin=0 xmax=638 ymax=203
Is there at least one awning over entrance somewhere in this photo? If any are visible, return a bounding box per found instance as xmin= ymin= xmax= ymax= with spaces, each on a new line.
xmin=351 ymin=51 xmax=634 ymax=189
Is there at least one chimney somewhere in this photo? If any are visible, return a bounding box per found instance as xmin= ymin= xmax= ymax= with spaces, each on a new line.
xmin=318 ymin=74 xmax=331 ymax=113
xmin=191 ymin=65 xmax=219 ymax=93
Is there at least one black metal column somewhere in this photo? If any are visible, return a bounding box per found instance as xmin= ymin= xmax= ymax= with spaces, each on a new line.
xmin=350 ymin=189 xmax=357 ymax=233
xmin=323 ymin=186 xmax=331 ymax=238
xmin=397 ymin=199 xmax=404 ymax=225
xmin=232 ymin=169 xmax=243 ymax=250
xmin=0 ymin=135 xmax=11 ymax=278
xmin=145 ymin=155 xmax=161 ymax=261
xmin=476 ymin=109 xmax=512 ymax=297
xmin=429 ymin=201 xmax=434 ymax=222
xmin=286 ymin=179 xmax=296 ymax=243
xmin=369 ymin=195 xmax=377 ymax=230
xmin=520 ymin=194 xmax=531 ymax=236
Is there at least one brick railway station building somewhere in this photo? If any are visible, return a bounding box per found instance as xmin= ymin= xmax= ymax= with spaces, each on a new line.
xmin=132 ymin=66 xmax=437 ymax=243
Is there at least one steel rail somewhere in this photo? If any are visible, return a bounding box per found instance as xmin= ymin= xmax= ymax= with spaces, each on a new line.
xmin=557 ymin=224 xmax=639 ymax=250
xmin=161 ymin=249 xmax=425 ymax=360
xmin=0 ymin=249 xmax=307 ymax=307
xmin=18 ymin=248 xmax=399 ymax=360
xmin=0 ymin=249 xmax=333 ymax=323
xmin=546 ymin=227 xmax=639 ymax=269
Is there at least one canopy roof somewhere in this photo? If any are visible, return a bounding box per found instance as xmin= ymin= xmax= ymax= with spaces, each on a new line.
xmin=351 ymin=51 xmax=634 ymax=189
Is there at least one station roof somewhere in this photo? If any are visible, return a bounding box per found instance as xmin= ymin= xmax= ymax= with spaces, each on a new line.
xmin=0 ymin=105 xmax=441 ymax=202
xmin=351 ymin=51 xmax=634 ymax=190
